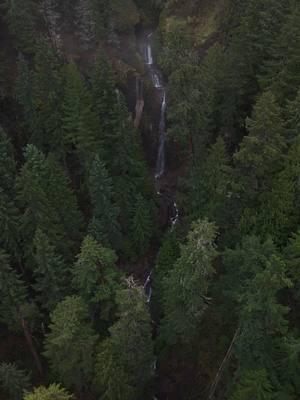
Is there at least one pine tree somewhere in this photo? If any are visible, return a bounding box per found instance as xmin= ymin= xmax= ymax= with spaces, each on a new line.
xmin=31 ymin=39 xmax=63 ymax=152
xmin=62 ymin=62 xmax=102 ymax=160
xmin=234 ymin=92 xmax=286 ymax=236
xmin=130 ymin=194 xmax=154 ymax=256
xmin=24 ymin=384 xmax=73 ymax=400
xmin=94 ymin=278 xmax=154 ymax=400
xmin=160 ymin=219 xmax=218 ymax=345
xmin=223 ymin=236 xmax=291 ymax=377
xmin=261 ymin=4 xmax=300 ymax=102
xmin=152 ymin=230 xmax=180 ymax=317
xmin=0 ymin=128 xmax=20 ymax=257
xmin=2 ymin=0 xmax=37 ymax=53
xmin=186 ymin=136 xmax=234 ymax=231
xmin=17 ymin=145 xmax=83 ymax=263
xmin=0 ymin=363 xmax=30 ymax=400
xmin=0 ymin=251 xmax=43 ymax=374
xmin=88 ymin=155 xmax=121 ymax=249
xmin=72 ymin=236 xmax=120 ymax=323
xmin=230 ymin=369 xmax=274 ymax=400
xmin=44 ymin=296 xmax=98 ymax=392
xmin=32 ymin=229 xmax=70 ymax=312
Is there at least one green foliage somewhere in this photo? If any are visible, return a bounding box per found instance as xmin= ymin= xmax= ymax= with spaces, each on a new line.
xmin=62 ymin=62 xmax=101 ymax=160
xmin=186 ymin=136 xmax=234 ymax=231
xmin=160 ymin=219 xmax=218 ymax=345
xmin=23 ymin=384 xmax=73 ymax=400
xmin=0 ymin=128 xmax=20 ymax=257
xmin=44 ymin=296 xmax=98 ymax=392
xmin=0 ymin=250 xmax=37 ymax=332
xmin=152 ymin=230 xmax=180 ymax=316
xmin=17 ymin=145 xmax=82 ymax=263
xmin=224 ymin=236 xmax=291 ymax=376
xmin=30 ymin=39 xmax=63 ymax=152
xmin=130 ymin=194 xmax=154 ymax=256
xmin=94 ymin=279 xmax=154 ymax=400
xmin=72 ymin=236 xmax=120 ymax=322
xmin=0 ymin=362 xmax=30 ymax=400
xmin=230 ymin=369 xmax=274 ymax=400
xmin=261 ymin=4 xmax=300 ymax=102
xmin=2 ymin=0 xmax=37 ymax=53
xmin=32 ymin=229 xmax=70 ymax=312
xmin=88 ymin=155 xmax=121 ymax=249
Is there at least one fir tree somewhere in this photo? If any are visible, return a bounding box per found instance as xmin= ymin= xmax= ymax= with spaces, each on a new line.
xmin=44 ymin=296 xmax=98 ymax=392
xmin=32 ymin=229 xmax=69 ymax=312
xmin=24 ymin=384 xmax=73 ymax=400
xmin=160 ymin=219 xmax=218 ymax=345
xmin=94 ymin=278 xmax=154 ymax=400
xmin=88 ymin=155 xmax=121 ymax=249
xmin=0 ymin=363 xmax=30 ymax=400
xmin=72 ymin=236 xmax=120 ymax=323
xmin=62 ymin=62 xmax=101 ymax=160
xmin=131 ymin=194 xmax=154 ymax=256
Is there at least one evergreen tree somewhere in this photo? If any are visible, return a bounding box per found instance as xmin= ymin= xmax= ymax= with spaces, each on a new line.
xmin=44 ymin=296 xmax=98 ymax=392
xmin=32 ymin=229 xmax=69 ymax=312
xmin=88 ymin=155 xmax=121 ymax=249
xmin=130 ymin=194 xmax=154 ymax=256
xmin=62 ymin=62 xmax=101 ymax=160
xmin=160 ymin=219 xmax=218 ymax=345
xmin=223 ymin=236 xmax=291 ymax=383
xmin=0 ymin=128 xmax=20 ymax=257
xmin=2 ymin=0 xmax=37 ymax=53
xmin=152 ymin=230 xmax=180 ymax=317
xmin=17 ymin=145 xmax=82 ymax=263
xmin=0 ymin=251 xmax=42 ymax=374
xmin=94 ymin=278 xmax=154 ymax=400
xmin=31 ymin=39 xmax=63 ymax=152
xmin=24 ymin=384 xmax=73 ymax=400
xmin=72 ymin=236 xmax=120 ymax=323
xmin=0 ymin=363 xmax=30 ymax=400
xmin=186 ymin=136 xmax=234 ymax=232
xmin=261 ymin=4 xmax=300 ymax=102
xmin=230 ymin=369 xmax=274 ymax=400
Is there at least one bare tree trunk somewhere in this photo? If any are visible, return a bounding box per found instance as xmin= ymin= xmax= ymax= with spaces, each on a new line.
xmin=208 ymin=327 xmax=240 ymax=400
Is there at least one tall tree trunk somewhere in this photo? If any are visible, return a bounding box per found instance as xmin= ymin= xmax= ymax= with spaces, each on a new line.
xmin=208 ymin=327 xmax=240 ymax=400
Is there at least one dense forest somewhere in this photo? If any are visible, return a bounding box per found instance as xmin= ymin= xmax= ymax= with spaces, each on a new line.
xmin=1 ymin=0 xmax=300 ymax=399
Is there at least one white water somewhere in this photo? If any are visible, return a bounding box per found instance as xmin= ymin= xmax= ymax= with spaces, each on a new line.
xmin=142 ymin=33 xmax=179 ymax=304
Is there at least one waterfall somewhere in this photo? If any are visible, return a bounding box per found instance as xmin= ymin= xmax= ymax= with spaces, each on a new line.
xmin=155 ymin=91 xmax=166 ymax=179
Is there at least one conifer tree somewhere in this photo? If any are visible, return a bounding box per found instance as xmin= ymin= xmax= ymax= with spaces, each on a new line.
xmin=0 ymin=251 xmax=42 ymax=374
xmin=62 ymin=62 xmax=102 ymax=160
xmin=32 ymin=229 xmax=69 ymax=312
xmin=131 ymin=194 xmax=154 ymax=256
xmin=24 ymin=384 xmax=73 ymax=400
xmin=0 ymin=363 xmax=30 ymax=400
xmin=44 ymin=296 xmax=98 ymax=392
xmin=152 ymin=230 xmax=180 ymax=317
xmin=160 ymin=219 xmax=218 ymax=345
xmin=17 ymin=145 xmax=82 ymax=263
xmin=186 ymin=136 xmax=234 ymax=231
xmin=94 ymin=278 xmax=154 ymax=400
xmin=230 ymin=369 xmax=274 ymax=400
xmin=261 ymin=4 xmax=300 ymax=102
xmin=0 ymin=128 xmax=20 ymax=257
xmin=72 ymin=236 xmax=120 ymax=322
xmin=235 ymin=91 xmax=285 ymax=197
xmin=31 ymin=39 xmax=63 ymax=152
xmin=88 ymin=155 xmax=121 ymax=249
xmin=3 ymin=0 xmax=37 ymax=53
